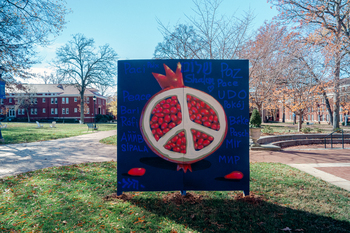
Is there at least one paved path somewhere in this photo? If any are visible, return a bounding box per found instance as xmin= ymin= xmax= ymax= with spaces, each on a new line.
xmin=251 ymin=148 xmax=350 ymax=192
xmin=0 ymin=130 xmax=116 ymax=178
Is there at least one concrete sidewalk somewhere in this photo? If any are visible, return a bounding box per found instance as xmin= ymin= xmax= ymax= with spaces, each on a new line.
xmin=251 ymin=148 xmax=350 ymax=192
xmin=0 ymin=130 xmax=117 ymax=178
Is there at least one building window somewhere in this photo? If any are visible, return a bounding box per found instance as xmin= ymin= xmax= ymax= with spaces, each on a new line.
xmin=1 ymin=99 xmax=3 ymax=104
xmin=87 ymin=108 xmax=90 ymax=114
xmin=74 ymin=108 xmax=77 ymax=113
xmin=42 ymin=98 xmax=46 ymax=103
xmin=34 ymin=98 xmax=37 ymax=104
xmin=34 ymin=108 xmax=37 ymax=115
xmin=87 ymin=97 xmax=89 ymax=103
xmin=103 ymin=109 xmax=105 ymax=114
xmin=18 ymin=109 xmax=21 ymax=115
xmin=62 ymin=97 xmax=65 ymax=104
xmin=22 ymin=109 xmax=25 ymax=115
xmin=308 ymin=115 xmax=310 ymax=121
xmin=31 ymin=109 xmax=34 ymax=115
xmin=55 ymin=98 xmax=57 ymax=104
xmin=9 ymin=98 xmax=12 ymax=103
xmin=66 ymin=97 xmax=69 ymax=104
xmin=62 ymin=108 xmax=65 ymax=114
xmin=312 ymin=115 xmax=314 ymax=121
xmin=51 ymin=108 xmax=54 ymax=114
xmin=43 ymin=108 xmax=46 ymax=113
xmin=74 ymin=97 xmax=77 ymax=102
xmin=51 ymin=98 xmax=54 ymax=104
xmin=55 ymin=108 xmax=57 ymax=114
xmin=66 ymin=108 xmax=69 ymax=114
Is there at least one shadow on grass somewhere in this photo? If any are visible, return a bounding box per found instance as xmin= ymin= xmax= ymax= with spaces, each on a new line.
xmin=127 ymin=193 xmax=350 ymax=232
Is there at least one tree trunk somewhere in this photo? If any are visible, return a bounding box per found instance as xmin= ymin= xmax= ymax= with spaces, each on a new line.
xmin=293 ymin=113 xmax=296 ymax=125
xmin=298 ymin=113 xmax=302 ymax=132
xmin=282 ymin=100 xmax=285 ymax=123
xmin=333 ymin=51 xmax=341 ymax=130
xmin=26 ymin=109 xmax=30 ymax=122
xmin=80 ymin=91 xmax=85 ymax=124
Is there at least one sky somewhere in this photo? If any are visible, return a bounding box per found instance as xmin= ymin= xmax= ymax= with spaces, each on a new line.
xmin=31 ymin=0 xmax=278 ymax=83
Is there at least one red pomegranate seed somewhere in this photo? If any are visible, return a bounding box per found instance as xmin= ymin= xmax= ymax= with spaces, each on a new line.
xmin=156 ymin=107 xmax=163 ymax=113
xmin=189 ymin=110 xmax=193 ymax=116
xmin=187 ymin=95 xmax=191 ymax=101
xmin=155 ymin=113 xmax=164 ymax=117
xmin=187 ymin=103 xmax=192 ymax=109
xmin=208 ymin=115 xmax=213 ymax=122
xmin=208 ymin=136 xmax=214 ymax=141
xmin=206 ymin=104 xmax=210 ymax=109
xmin=196 ymin=131 xmax=201 ymax=138
xmin=179 ymin=131 xmax=185 ymax=137
xmin=180 ymin=145 xmax=186 ymax=150
xmin=154 ymin=134 xmax=160 ymax=141
xmin=151 ymin=123 xmax=159 ymax=129
xmin=161 ymin=123 xmax=168 ymax=130
xmin=156 ymin=128 xmax=163 ymax=135
xmin=191 ymin=129 xmax=196 ymax=133
xmin=173 ymin=147 xmax=180 ymax=152
xmin=203 ymin=121 xmax=211 ymax=127
xmin=160 ymin=100 xmax=166 ymax=105
xmin=164 ymin=115 xmax=171 ymax=123
xmin=177 ymin=120 xmax=182 ymax=124
xmin=195 ymin=119 xmax=202 ymax=124
xmin=170 ymin=100 xmax=177 ymax=106
xmin=170 ymin=143 xmax=176 ymax=148
xmin=163 ymin=109 xmax=170 ymax=114
xmin=180 ymin=150 xmax=186 ymax=154
xmin=171 ymin=96 xmax=177 ymax=100
xmin=169 ymin=122 xmax=176 ymax=129
xmin=197 ymin=145 xmax=204 ymax=150
xmin=213 ymin=116 xmax=218 ymax=123
xmin=191 ymin=100 xmax=196 ymax=106
xmin=193 ymin=96 xmax=198 ymax=101
xmin=172 ymin=136 xmax=178 ymax=143
xmin=202 ymin=133 xmax=208 ymax=139
xmin=196 ymin=114 xmax=202 ymax=120
xmin=167 ymin=99 xmax=172 ymax=103
xmin=164 ymin=144 xmax=171 ymax=150
xmin=177 ymin=112 xmax=182 ymax=119
xmin=156 ymin=104 xmax=161 ymax=108
xmin=194 ymin=143 xmax=198 ymax=149
xmin=170 ymin=107 xmax=177 ymax=114
xmin=163 ymin=128 xmax=170 ymax=134
xmin=151 ymin=116 xmax=158 ymax=122
xmin=217 ymin=124 xmax=220 ymax=130
xmin=176 ymin=104 xmax=181 ymax=111
xmin=152 ymin=109 xmax=156 ymax=114
xmin=211 ymin=124 xmax=217 ymax=130
xmin=190 ymin=114 xmax=196 ymax=121
xmin=163 ymin=103 xmax=170 ymax=109
xmin=158 ymin=117 xmax=164 ymax=125
xmin=176 ymin=139 xmax=182 ymax=146
xmin=193 ymin=135 xmax=197 ymax=141
xmin=171 ymin=114 xmax=177 ymax=122
xmin=200 ymin=109 xmax=209 ymax=115
xmin=191 ymin=107 xmax=198 ymax=114
xmin=198 ymin=138 xmax=203 ymax=145
xmin=196 ymin=103 xmax=201 ymax=109
xmin=210 ymin=109 xmax=215 ymax=115
xmin=152 ymin=129 xmax=156 ymax=135
xmin=203 ymin=140 xmax=210 ymax=146
xmin=202 ymin=116 xmax=208 ymax=122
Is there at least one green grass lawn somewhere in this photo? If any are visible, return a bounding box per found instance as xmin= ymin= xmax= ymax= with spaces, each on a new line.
xmin=1 ymin=162 xmax=349 ymax=232
xmin=0 ymin=123 xmax=117 ymax=144
xmin=100 ymin=135 xmax=117 ymax=145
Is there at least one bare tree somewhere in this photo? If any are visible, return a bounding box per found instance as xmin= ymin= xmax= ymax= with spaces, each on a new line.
xmin=155 ymin=0 xmax=254 ymax=59
xmin=37 ymin=72 xmax=65 ymax=84
xmin=0 ymin=0 xmax=70 ymax=81
xmin=13 ymin=85 xmax=37 ymax=122
xmin=53 ymin=34 xmax=118 ymax=123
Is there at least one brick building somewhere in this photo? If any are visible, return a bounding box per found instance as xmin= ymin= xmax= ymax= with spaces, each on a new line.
xmin=0 ymin=84 xmax=107 ymax=123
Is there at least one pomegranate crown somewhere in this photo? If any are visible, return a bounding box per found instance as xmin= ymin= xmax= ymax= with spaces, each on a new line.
xmin=152 ymin=62 xmax=184 ymax=89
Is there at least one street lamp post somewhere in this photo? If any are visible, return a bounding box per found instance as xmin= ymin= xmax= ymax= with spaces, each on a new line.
xmin=93 ymin=96 xmax=96 ymax=129
xmin=0 ymin=66 xmax=5 ymax=142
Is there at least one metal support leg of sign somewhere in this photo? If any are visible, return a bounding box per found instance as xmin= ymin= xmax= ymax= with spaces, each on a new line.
xmin=0 ymin=129 xmax=4 ymax=142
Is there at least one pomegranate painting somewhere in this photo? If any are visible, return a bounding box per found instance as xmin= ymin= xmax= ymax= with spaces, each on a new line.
xmin=117 ymin=59 xmax=249 ymax=196
xmin=140 ymin=63 xmax=228 ymax=172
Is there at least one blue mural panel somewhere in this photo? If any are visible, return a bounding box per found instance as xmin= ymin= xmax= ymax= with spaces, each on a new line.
xmin=117 ymin=59 xmax=249 ymax=195
xmin=0 ymin=81 xmax=5 ymax=99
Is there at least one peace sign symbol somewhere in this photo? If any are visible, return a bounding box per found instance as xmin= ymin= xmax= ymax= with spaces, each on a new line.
xmin=141 ymin=87 xmax=227 ymax=164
